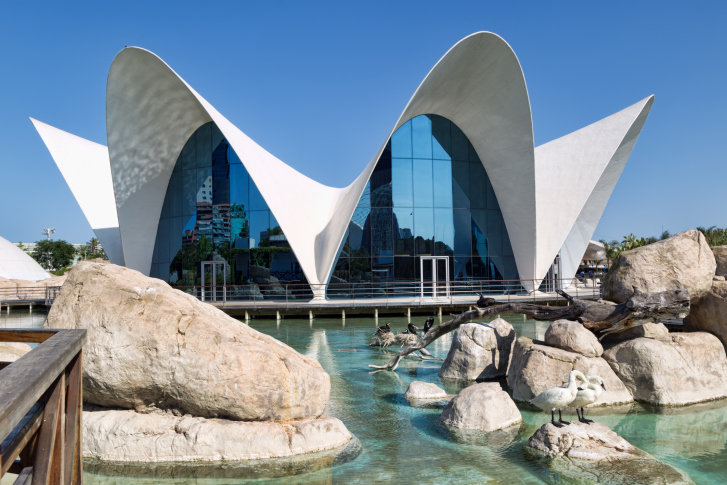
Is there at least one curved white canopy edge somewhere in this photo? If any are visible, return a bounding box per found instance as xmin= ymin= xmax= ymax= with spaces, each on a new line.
xmin=30 ymin=118 xmax=125 ymax=266
xmin=537 ymin=96 xmax=655 ymax=282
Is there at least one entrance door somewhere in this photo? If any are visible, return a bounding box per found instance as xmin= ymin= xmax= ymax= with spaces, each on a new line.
xmin=201 ymin=261 xmax=226 ymax=302
xmin=420 ymin=257 xmax=449 ymax=298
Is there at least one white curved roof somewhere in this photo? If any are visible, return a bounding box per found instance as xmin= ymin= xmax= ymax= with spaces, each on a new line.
xmin=0 ymin=236 xmax=51 ymax=281
xmin=32 ymin=32 xmax=654 ymax=294
xmin=30 ymin=119 xmax=125 ymax=266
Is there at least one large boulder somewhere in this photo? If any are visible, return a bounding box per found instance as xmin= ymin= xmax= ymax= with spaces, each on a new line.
xmin=507 ymin=337 xmax=633 ymax=406
xmin=684 ymin=280 xmax=727 ymax=349
xmin=0 ymin=342 xmax=31 ymax=362
xmin=438 ymin=318 xmax=515 ymax=380
xmin=602 ymin=332 xmax=727 ymax=405
xmin=712 ymin=246 xmax=727 ymax=276
xmin=439 ymin=382 xmax=521 ymax=431
xmin=544 ymin=320 xmax=603 ymax=357
xmin=45 ymin=261 xmax=330 ymax=421
xmin=404 ymin=381 xmax=447 ymax=400
xmin=83 ymin=406 xmax=353 ymax=463
xmin=525 ymin=421 xmax=694 ymax=485
xmin=602 ymin=229 xmax=715 ymax=304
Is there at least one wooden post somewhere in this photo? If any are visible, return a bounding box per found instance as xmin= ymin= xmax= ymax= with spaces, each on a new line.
xmin=33 ymin=372 xmax=64 ymax=485
xmin=309 ymin=310 xmax=313 ymax=320
xmin=341 ymin=309 xmax=345 ymax=320
xmin=276 ymin=311 xmax=281 ymax=322
xmin=244 ymin=311 xmax=249 ymax=324
xmin=374 ymin=308 xmax=378 ymax=321
xmin=64 ymin=353 xmax=81 ymax=485
xmin=407 ymin=308 xmax=411 ymax=322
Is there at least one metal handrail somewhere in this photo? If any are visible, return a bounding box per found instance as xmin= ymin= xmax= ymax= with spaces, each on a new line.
xmin=175 ymin=277 xmax=602 ymax=308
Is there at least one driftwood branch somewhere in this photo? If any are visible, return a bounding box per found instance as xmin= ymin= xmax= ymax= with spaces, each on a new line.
xmin=368 ymin=288 xmax=690 ymax=371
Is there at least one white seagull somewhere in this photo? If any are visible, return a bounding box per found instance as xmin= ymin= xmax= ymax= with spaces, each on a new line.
xmin=530 ymin=370 xmax=588 ymax=427
xmin=571 ymin=375 xmax=606 ymax=424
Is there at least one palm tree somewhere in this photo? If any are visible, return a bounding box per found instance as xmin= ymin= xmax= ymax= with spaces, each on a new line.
xmin=89 ymin=237 xmax=100 ymax=253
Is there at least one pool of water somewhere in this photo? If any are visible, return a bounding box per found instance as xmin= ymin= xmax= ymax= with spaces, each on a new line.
xmin=4 ymin=310 xmax=727 ymax=484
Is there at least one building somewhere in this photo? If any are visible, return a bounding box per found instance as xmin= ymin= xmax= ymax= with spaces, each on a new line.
xmin=0 ymin=236 xmax=51 ymax=281
xmin=31 ymin=32 xmax=653 ymax=300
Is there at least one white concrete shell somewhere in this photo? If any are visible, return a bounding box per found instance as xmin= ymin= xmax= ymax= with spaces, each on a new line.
xmin=0 ymin=236 xmax=50 ymax=281
xmin=535 ymin=96 xmax=654 ymax=282
xmin=33 ymin=31 xmax=654 ymax=296
xmin=30 ymin=119 xmax=124 ymax=266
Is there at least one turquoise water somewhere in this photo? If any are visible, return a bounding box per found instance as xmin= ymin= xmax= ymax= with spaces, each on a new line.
xmin=3 ymin=310 xmax=727 ymax=484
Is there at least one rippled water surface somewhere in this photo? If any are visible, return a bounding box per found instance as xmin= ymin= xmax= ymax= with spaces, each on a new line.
xmin=4 ymin=309 xmax=727 ymax=484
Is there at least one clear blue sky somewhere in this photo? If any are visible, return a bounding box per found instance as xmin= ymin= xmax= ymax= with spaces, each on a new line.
xmin=0 ymin=1 xmax=724 ymax=245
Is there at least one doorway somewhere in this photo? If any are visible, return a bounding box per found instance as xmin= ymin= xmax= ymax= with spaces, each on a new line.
xmin=201 ymin=261 xmax=226 ymax=302
xmin=419 ymin=256 xmax=449 ymax=299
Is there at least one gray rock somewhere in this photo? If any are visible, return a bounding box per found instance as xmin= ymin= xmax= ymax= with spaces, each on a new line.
xmin=602 ymin=229 xmax=715 ymax=304
xmin=602 ymin=332 xmax=727 ymax=405
xmin=404 ymin=381 xmax=447 ymax=400
xmin=525 ymin=421 xmax=694 ymax=485
xmin=713 ymin=245 xmax=727 ymax=276
xmin=439 ymin=382 xmax=522 ymax=431
xmin=438 ymin=318 xmax=515 ymax=380
xmin=544 ymin=320 xmax=603 ymax=357
xmin=684 ymin=280 xmax=727 ymax=350
xmin=507 ymin=337 xmax=633 ymax=406
xmin=83 ymin=406 xmax=353 ymax=463
xmin=45 ymin=261 xmax=331 ymax=421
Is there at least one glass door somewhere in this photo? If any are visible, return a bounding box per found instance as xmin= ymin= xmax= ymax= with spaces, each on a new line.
xmin=420 ymin=257 xmax=449 ymax=298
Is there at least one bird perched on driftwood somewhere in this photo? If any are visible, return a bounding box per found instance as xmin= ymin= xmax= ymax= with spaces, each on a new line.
xmin=530 ymin=370 xmax=588 ymax=427
xmin=571 ymin=375 xmax=606 ymax=424
xmin=375 ymin=323 xmax=391 ymax=336
xmin=476 ymin=294 xmax=497 ymax=308
xmin=423 ymin=317 xmax=434 ymax=333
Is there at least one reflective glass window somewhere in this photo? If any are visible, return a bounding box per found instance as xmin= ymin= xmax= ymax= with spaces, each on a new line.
xmin=413 ymin=159 xmax=433 ymax=207
xmin=390 ymin=120 xmax=412 ymax=158
xmin=469 ymin=161 xmax=488 ymax=209
xmin=391 ymin=158 xmax=413 ymax=207
xmin=431 ymin=116 xmax=451 ymax=160
xmin=451 ymin=123 xmax=469 ymax=161
xmin=414 ymin=208 xmax=433 ymax=255
xmin=453 ymin=208 xmax=471 ymax=256
xmin=412 ymin=115 xmax=432 ymax=159
xmin=434 ymin=208 xmax=454 ymax=256
xmin=393 ymin=207 xmax=414 ymax=256
xmin=318 ymin=113 xmax=520 ymax=296
xmin=452 ymin=160 xmax=470 ymax=209
xmin=433 ymin=159 xmax=453 ymax=207
xmin=249 ymin=178 xmax=267 ymax=210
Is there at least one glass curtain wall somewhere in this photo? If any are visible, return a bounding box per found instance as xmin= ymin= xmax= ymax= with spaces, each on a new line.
xmin=150 ymin=122 xmax=311 ymax=299
xmin=328 ymin=114 xmax=520 ymax=298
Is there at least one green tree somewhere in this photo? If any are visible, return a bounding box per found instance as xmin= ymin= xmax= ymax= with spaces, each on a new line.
xmin=697 ymin=226 xmax=727 ymax=247
xmin=32 ymin=239 xmax=76 ymax=270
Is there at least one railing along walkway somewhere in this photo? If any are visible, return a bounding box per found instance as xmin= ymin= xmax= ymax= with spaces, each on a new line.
xmin=176 ymin=277 xmax=603 ymax=309
xmin=0 ymin=328 xmax=87 ymax=484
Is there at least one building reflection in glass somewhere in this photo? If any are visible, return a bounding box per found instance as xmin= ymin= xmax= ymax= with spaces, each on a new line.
xmin=328 ymin=114 xmax=519 ymax=297
xmin=150 ymin=122 xmax=310 ymax=298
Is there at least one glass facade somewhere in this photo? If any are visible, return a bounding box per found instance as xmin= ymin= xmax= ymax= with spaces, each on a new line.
xmin=328 ymin=114 xmax=519 ymax=297
xmin=150 ymin=122 xmax=310 ymax=297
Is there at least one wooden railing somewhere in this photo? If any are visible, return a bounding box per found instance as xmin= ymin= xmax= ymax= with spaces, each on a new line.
xmin=0 ymin=329 xmax=87 ymax=484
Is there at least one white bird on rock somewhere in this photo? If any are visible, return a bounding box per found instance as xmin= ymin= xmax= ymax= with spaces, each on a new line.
xmin=571 ymin=375 xmax=606 ymax=424
xmin=530 ymin=370 xmax=588 ymax=427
